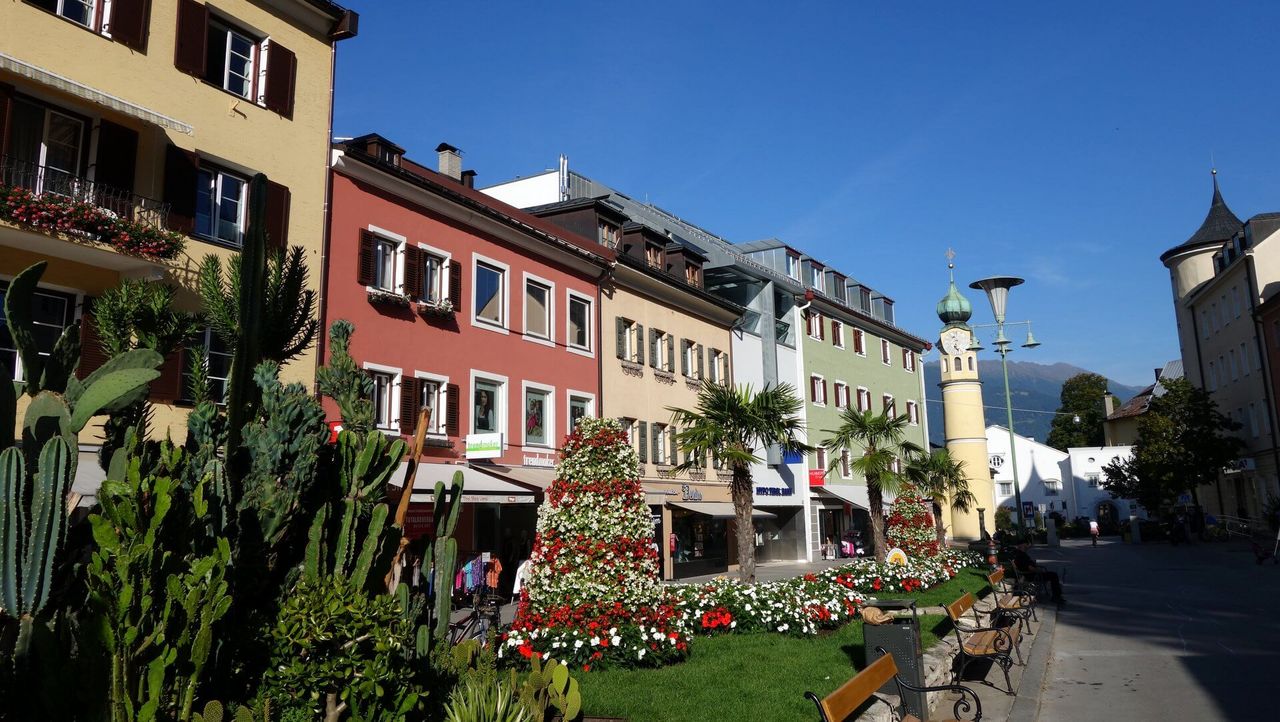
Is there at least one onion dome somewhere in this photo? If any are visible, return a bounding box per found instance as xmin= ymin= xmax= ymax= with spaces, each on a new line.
xmin=937 ymin=272 xmax=972 ymax=326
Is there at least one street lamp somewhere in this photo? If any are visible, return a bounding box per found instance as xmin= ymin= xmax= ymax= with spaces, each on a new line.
xmin=969 ymin=276 xmax=1040 ymax=536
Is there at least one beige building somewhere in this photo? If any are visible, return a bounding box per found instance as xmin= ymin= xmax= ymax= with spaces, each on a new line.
xmin=1 ymin=0 xmax=357 ymax=485
xmin=1161 ymin=174 xmax=1280 ymax=518
xmin=523 ymin=199 xmax=744 ymax=579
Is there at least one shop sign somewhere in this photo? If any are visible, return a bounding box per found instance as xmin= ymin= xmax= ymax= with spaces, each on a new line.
xmin=403 ymin=506 xmax=434 ymax=541
xmin=808 ymin=469 xmax=826 ymax=487
xmin=1222 ymin=457 xmax=1256 ymax=474
xmin=680 ymin=484 xmax=703 ymax=501
xmin=460 ymin=493 xmax=534 ymax=504
xmin=782 ymin=450 xmax=804 ymax=464
xmin=465 ymin=433 xmax=502 ymax=459
xmin=523 ymin=454 xmax=555 ymax=468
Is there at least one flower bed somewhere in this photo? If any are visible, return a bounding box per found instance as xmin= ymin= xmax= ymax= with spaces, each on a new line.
xmin=0 ymin=183 xmax=185 ymax=260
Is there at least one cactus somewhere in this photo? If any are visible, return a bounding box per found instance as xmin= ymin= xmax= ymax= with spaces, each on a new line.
xmin=428 ymin=471 xmax=465 ymax=643
xmin=518 ymin=657 xmax=583 ymax=722
xmin=223 ymin=174 xmax=270 ymax=466
xmin=315 ymin=320 xmax=374 ymax=436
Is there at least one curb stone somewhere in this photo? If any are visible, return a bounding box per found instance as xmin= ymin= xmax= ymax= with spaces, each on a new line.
xmin=1008 ymin=604 xmax=1057 ymax=722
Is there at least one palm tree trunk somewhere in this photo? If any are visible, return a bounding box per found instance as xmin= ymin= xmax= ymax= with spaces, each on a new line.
xmin=933 ymin=500 xmax=946 ymax=548
xmin=731 ymin=463 xmax=756 ymax=582
xmin=868 ymin=480 xmax=887 ymax=562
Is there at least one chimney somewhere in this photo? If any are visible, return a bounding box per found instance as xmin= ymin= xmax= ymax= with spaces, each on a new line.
xmin=461 ymin=169 xmax=477 ymax=188
xmin=1103 ymin=392 xmax=1117 ymax=417
xmin=1153 ymin=367 xmax=1162 ymax=382
xmin=435 ymin=143 xmax=462 ymax=180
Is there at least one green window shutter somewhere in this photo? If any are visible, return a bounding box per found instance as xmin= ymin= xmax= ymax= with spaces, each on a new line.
xmin=616 ymin=317 xmax=627 ymax=359
xmin=651 ymin=424 xmax=660 ymax=464
xmin=667 ymin=336 xmax=675 ymax=373
xmin=669 ymin=427 xmax=678 ymax=465
xmin=648 ymin=328 xmax=658 ymax=368
xmin=696 ymin=344 xmax=704 ymax=380
xmin=638 ymin=421 xmax=649 ymax=463
xmin=680 ymin=339 xmax=689 ymax=376
xmin=635 ymin=324 xmax=645 ymax=366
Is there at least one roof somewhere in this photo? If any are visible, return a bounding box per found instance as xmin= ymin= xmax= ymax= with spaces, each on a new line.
xmin=1107 ymin=358 xmax=1183 ymax=420
xmin=1160 ymin=173 xmax=1243 ymax=263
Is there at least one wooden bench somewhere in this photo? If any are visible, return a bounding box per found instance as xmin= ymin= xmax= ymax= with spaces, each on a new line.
xmin=945 ymin=592 xmax=1021 ymax=695
xmin=984 ymin=568 xmax=1037 ymax=634
xmin=805 ymin=646 xmax=983 ymax=722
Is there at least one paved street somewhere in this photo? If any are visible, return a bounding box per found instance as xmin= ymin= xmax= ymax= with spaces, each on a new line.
xmin=1026 ymin=536 xmax=1280 ymax=720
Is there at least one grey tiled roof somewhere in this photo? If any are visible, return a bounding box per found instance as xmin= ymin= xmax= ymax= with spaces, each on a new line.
xmin=1162 ymin=175 xmax=1243 ymax=261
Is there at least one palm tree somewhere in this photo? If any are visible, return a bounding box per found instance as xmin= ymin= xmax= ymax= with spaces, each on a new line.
xmin=668 ymin=380 xmax=810 ymax=582
xmin=905 ymin=448 xmax=976 ymax=547
xmin=822 ymin=409 xmax=921 ymax=561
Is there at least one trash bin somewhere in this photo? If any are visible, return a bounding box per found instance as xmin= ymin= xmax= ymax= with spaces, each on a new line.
xmin=863 ymin=598 xmax=925 ymax=720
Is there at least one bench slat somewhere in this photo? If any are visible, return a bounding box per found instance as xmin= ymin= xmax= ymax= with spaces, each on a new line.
xmin=818 ymin=652 xmax=899 ymax=720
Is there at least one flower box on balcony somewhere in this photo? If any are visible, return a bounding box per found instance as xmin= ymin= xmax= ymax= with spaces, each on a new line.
xmin=416 ymin=299 xmax=455 ymax=318
xmin=367 ymin=288 xmax=411 ymax=307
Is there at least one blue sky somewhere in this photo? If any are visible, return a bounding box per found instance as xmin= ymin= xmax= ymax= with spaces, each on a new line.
xmin=333 ymin=0 xmax=1280 ymax=387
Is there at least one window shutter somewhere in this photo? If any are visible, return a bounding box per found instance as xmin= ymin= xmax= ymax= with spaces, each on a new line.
xmin=400 ymin=377 xmax=419 ymax=435
xmin=263 ymin=41 xmax=297 ymax=118
xmin=651 ymin=424 xmax=660 ymax=464
xmin=679 ymin=339 xmax=689 ymax=376
xmin=149 ymin=348 xmax=186 ymax=402
xmin=0 ymin=84 xmax=12 ymax=158
xmin=669 ymin=428 xmax=678 ymax=465
xmin=819 ymin=315 xmax=825 ymax=340
xmin=265 ymin=180 xmax=291 ymax=250
xmin=448 ymin=259 xmax=462 ymax=308
xmin=109 ymin=0 xmax=152 ymax=52
xmin=77 ymin=299 xmax=110 ymax=380
xmin=162 ymin=144 xmax=198 ymax=234
xmin=174 ymin=0 xmax=208 ymax=77
xmin=445 ymin=383 xmax=460 ymax=436
xmin=637 ymin=421 xmax=648 ymax=463
xmin=696 ymin=344 xmax=704 ymax=380
xmin=403 ymin=246 xmax=422 ymax=298
xmin=831 ymin=319 xmax=838 ymax=342
xmin=822 ymin=380 xmax=828 ymax=404
xmin=634 ymin=324 xmax=645 ymax=366
xmin=94 ymin=121 xmax=139 ymax=196
xmin=357 ymin=230 xmax=376 ymax=286
xmin=666 ymin=335 xmax=674 ymax=373
xmin=615 ymin=318 xmax=627 ymax=360
xmin=809 ymin=377 xmax=816 ymax=401
xmin=648 ymin=328 xmax=658 ymax=369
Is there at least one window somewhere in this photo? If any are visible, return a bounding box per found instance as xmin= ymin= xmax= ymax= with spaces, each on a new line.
xmin=906 ymin=400 xmax=919 ymax=425
xmin=786 ymin=253 xmax=800 ymax=280
xmin=524 ymin=278 xmax=552 ymax=340
xmin=807 ymin=311 xmax=824 ymax=340
xmin=840 ymin=450 xmax=851 ymax=478
xmin=832 ymin=320 xmax=844 ymax=348
xmin=707 ymin=348 xmax=728 ymax=384
xmin=421 ymin=251 xmax=447 ymax=303
xmin=567 ymin=293 xmax=592 ymax=352
xmin=370 ymin=371 xmax=396 ymax=431
xmin=1045 ymin=479 xmax=1061 ymax=497
xmin=998 ymin=482 xmax=1013 ymax=495
xmin=833 ymin=382 xmax=848 ymax=409
xmin=852 ymin=329 xmax=865 ymax=355
xmin=967 ymin=356 xmax=974 ymax=371
xmin=652 ymin=330 xmax=675 ymax=372
xmin=810 ymin=375 xmax=827 ymax=405
xmin=882 ymin=394 xmax=895 ymax=416
xmin=856 ymin=387 xmax=871 ymax=412
xmin=881 ymin=339 xmax=891 ymax=365
xmin=1241 ymin=343 xmax=1249 ymax=375
xmin=205 ymin=18 xmax=259 ymax=99
xmin=1229 ymin=349 xmax=1239 ymax=381
xmin=681 ymin=340 xmax=700 ymax=379
xmin=619 ymin=417 xmax=635 ymax=447
xmin=195 ymin=167 xmax=248 ymax=245
xmin=569 ymin=394 xmax=593 ymax=430
xmin=417 ymin=377 xmax=445 ymax=434
xmin=809 ymin=265 xmax=822 ymax=288
xmin=617 ymin=318 xmax=643 ymax=363
xmin=7 ymin=100 xmax=86 ymax=198
xmin=599 ymin=222 xmax=620 ymax=249
xmin=1248 ymin=403 xmax=1259 ymax=438
xmin=1208 ymin=361 xmax=1217 ymax=391
xmin=524 ymin=386 xmax=551 ymax=447
xmin=859 ymin=288 xmax=872 ymax=312
xmin=53 ymin=0 xmax=97 ymax=27
xmin=1201 ymin=310 xmax=1211 ymax=340
xmin=1210 ymin=303 xmax=1218 ymax=332
xmin=816 ymin=447 xmax=827 ymax=470
xmin=182 ymin=327 xmax=232 ymax=403
xmin=902 ymin=349 xmax=916 ymax=372
xmin=645 ymin=243 xmax=663 ymax=268
xmin=685 ymin=263 xmax=701 ymax=287
xmin=473 ymin=378 xmax=502 ymax=434
xmin=1085 ymin=473 xmax=1101 ymax=488
xmin=653 ymin=423 xmax=670 ymax=465
xmin=370 ymin=236 xmax=399 ymax=291
xmin=474 ymin=261 xmax=506 ymax=327
xmin=0 ymin=282 xmax=76 ymax=382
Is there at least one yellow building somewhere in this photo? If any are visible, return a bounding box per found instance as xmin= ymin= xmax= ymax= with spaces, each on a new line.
xmin=935 ymin=267 xmax=996 ymax=541
xmin=1 ymin=0 xmax=357 ymax=478
xmin=526 ymin=199 xmax=744 ymax=579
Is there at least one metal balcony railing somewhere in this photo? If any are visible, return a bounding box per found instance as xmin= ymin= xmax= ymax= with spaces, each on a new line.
xmin=0 ymin=154 xmax=170 ymax=230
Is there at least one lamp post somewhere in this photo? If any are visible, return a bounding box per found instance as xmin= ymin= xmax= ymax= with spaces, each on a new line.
xmin=969 ymin=276 xmax=1040 ymax=536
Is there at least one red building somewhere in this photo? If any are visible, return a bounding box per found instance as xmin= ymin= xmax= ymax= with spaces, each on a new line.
xmin=323 ymin=135 xmax=614 ymax=588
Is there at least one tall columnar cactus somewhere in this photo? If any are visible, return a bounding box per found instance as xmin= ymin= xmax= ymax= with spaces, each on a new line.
xmin=427 ymin=471 xmax=464 ymax=643
xmin=223 ymin=174 xmax=269 ymax=469
xmin=0 ymin=439 xmax=70 ymax=640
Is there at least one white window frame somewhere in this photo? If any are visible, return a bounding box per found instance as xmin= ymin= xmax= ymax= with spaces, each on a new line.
xmin=619 ymin=417 xmax=636 ymax=448
xmin=521 ymin=272 xmax=555 ymax=347
xmin=815 ymin=447 xmax=827 ymax=471
xmin=362 ymin=362 xmax=402 ymax=435
xmin=840 ymin=449 xmax=851 ymax=479
xmin=906 ymin=400 xmax=919 ymax=425
xmin=809 ymin=265 xmax=822 ymax=288
xmin=565 ymin=289 xmax=594 ymax=357
xmin=196 ymin=166 xmax=250 ymax=246
xmin=469 ymin=370 xmax=508 ymax=439
xmin=881 ymin=339 xmax=892 ymax=365
xmin=807 ymin=311 xmax=823 ymax=340
xmin=853 ymin=328 xmax=866 ymax=356
xmin=998 ymin=481 xmax=1013 ymax=496
xmin=655 ymin=330 xmax=675 ymax=372
xmin=54 ymin=0 xmax=100 ymax=31
xmin=786 ymin=253 xmax=800 ymax=280
xmin=413 ymin=370 xmax=449 ymax=436
xmin=521 ymin=380 xmax=556 ymax=449
xmin=833 ymin=381 xmax=848 ymax=409
xmin=653 ymin=422 xmax=670 ymax=465
xmin=1085 ymin=473 xmax=1101 ymax=488
xmin=207 ymin=17 xmax=261 ymax=100
xmin=1045 ymin=479 xmax=1061 ymax=497
xmin=831 ymin=319 xmax=844 ymax=348
xmin=810 ymin=374 xmax=826 ymax=406
xmin=471 ymin=253 xmax=510 ymax=335
xmin=856 ymin=386 xmax=870 ymax=413
xmin=903 ymin=349 xmax=916 ymax=372
xmin=882 ymin=393 xmax=895 ymax=417
xmin=567 ymin=390 xmax=596 ymax=431
xmin=0 ymin=279 xmax=82 ymax=383
xmin=416 ymin=241 xmax=452 ymax=305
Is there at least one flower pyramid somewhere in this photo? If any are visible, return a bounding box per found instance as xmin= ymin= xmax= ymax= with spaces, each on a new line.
xmin=885 ymin=484 xmax=940 ymax=558
xmin=506 ymin=417 xmax=687 ymax=669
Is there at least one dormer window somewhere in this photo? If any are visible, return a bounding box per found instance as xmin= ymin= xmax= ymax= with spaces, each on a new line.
xmin=599 ymin=222 xmax=620 ymax=249
xmin=685 ymin=263 xmax=701 ymax=287
xmin=646 ymin=243 xmax=663 ymax=269
xmin=860 ymin=288 xmax=872 ymax=312
xmin=786 ymin=253 xmax=800 ymax=280
xmin=809 ymin=265 xmax=822 ymax=288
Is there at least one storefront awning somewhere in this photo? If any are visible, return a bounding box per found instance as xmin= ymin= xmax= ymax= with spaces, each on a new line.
xmin=816 ymin=484 xmax=870 ymax=511
xmin=469 ymin=463 xmax=555 ymax=492
xmin=394 ymin=462 xmax=535 ymax=503
xmin=670 ymin=502 xmax=776 ymax=520
xmin=0 ymin=52 xmax=193 ymax=134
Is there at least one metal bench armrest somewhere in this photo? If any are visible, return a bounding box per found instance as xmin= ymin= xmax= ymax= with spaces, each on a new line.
xmin=892 ymin=679 xmax=983 ymax=721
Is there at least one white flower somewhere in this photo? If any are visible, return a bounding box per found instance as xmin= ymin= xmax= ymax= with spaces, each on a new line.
xmin=574 ymin=639 xmax=583 ymax=649
xmin=611 ymin=635 xmax=622 ymax=646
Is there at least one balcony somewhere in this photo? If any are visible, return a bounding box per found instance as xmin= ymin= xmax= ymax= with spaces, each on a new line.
xmin=0 ymin=154 xmax=184 ymax=264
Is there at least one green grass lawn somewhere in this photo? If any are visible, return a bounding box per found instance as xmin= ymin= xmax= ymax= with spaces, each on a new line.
xmin=581 ymin=568 xmax=995 ymax=722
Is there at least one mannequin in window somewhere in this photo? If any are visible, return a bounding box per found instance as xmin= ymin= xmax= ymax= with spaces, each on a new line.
xmin=475 ymin=390 xmax=494 ymax=432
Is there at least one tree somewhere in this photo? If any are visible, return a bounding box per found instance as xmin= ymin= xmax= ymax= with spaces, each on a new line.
xmin=1045 ymin=372 xmax=1109 ymax=451
xmin=905 ymin=448 xmax=975 ymax=546
xmin=1102 ymin=377 xmax=1243 ymax=512
xmin=822 ymin=409 xmax=921 ymax=561
xmin=669 ymin=381 xmax=809 ymax=582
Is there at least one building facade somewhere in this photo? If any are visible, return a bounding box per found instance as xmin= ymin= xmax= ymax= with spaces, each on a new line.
xmin=1160 ymin=175 xmax=1280 ymax=518
xmin=1 ymin=0 xmax=355 ymax=495
xmin=324 ymin=137 xmax=614 ymax=592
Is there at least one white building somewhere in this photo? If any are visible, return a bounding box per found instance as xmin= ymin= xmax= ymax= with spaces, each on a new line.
xmin=985 ymin=426 xmax=1146 ymax=527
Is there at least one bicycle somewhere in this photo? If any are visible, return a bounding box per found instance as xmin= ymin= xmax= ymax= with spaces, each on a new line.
xmin=448 ymin=591 xmax=504 ymax=646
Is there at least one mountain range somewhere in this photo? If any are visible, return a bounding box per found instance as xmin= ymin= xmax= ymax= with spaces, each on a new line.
xmin=923 ymin=360 xmax=1148 ymax=448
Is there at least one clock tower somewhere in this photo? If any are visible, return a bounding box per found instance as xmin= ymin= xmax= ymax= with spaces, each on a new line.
xmin=936 ymin=262 xmax=995 ymax=541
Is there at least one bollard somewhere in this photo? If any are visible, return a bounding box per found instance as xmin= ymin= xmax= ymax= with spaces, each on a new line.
xmin=1129 ymin=515 xmax=1142 ymax=544
xmin=1046 ymin=519 xmax=1060 ymax=547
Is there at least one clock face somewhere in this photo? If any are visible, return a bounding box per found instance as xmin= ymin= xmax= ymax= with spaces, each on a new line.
xmin=940 ymin=329 xmax=969 ymax=356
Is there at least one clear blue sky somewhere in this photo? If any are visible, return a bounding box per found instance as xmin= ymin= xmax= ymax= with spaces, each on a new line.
xmin=333 ymin=0 xmax=1280 ymax=387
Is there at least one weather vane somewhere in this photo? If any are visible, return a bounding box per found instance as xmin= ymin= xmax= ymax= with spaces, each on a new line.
xmin=945 ymin=247 xmax=956 ymax=271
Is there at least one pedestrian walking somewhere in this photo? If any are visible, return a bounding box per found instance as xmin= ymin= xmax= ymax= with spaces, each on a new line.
xmin=1089 ymin=518 xmax=1099 ymax=546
